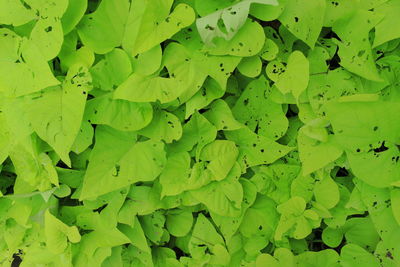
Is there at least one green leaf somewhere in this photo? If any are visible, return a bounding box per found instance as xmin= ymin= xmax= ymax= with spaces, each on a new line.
xmin=123 ymin=1 xmax=195 ymax=55
xmin=198 ymin=140 xmax=239 ymax=181
xmin=163 ymin=42 xmax=241 ymax=102
xmin=225 ymin=127 xmax=293 ymax=170
xmin=45 ymin=210 xmax=81 ymax=254
xmin=77 ymin=0 xmax=130 ymax=54
xmin=189 ymin=214 xmax=225 ymax=256
xmin=90 ymin=48 xmax=132 ymax=91
xmin=203 ymin=19 xmax=265 ymax=57
xmin=159 ymin=152 xmax=191 ymax=197
xmin=298 ymin=126 xmax=343 ymax=175
xmin=139 ymin=109 xmax=182 ymax=143
xmin=237 ymin=55 xmax=262 ymax=78
xmin=190 ymin=164 xmax=243 ymax=217
xmin=30 ymin=0 xmax=67 ymax=61
xmin=80 ymin=126 xmax=166 ymax=199
xmin=314 ymin=176 xmax=340 ymax=209
xmin=278 ymin=0 xmax=325 ymax=48
xmin=210 ymin=178 xmax=257 ymax=241
xmin=239 ymin=195 xmax=278 ymax=239
xmin=61 ymin=0 xmax=87 ymax=35
xmin=58 ymin=31 xmax=95 ymax=72
xmin=85 ymin=94 xmax=153 ymax=132
xmin=0 ymin=0 xmax=35 ymax=26
xmin=166 ymin=209 xmax=193 ymax=237
xmin=232 ymin=76 xmax=288 ymax=140
xmin=390 ymin=188 xmax=400 ymax=225
xmin=168 ymin=112 xmax=216 ymax=157
xmin=24 ymin=64 xmax=92 ymax=166
xmin=322 ymin=227 xmax=343 ymax=248
xmin=373 ymin=0 xmax=400 ymax=47
xmin=274 ymin=50 xmax=309 ymax=100
xmin=295 ymin=250 xmax=340 ymax=267
xmin=332 ymin=10 xmax=383 ymax=81
xmin=256 ymin=253 xmax=279 ymax=267
xmin=113 ymin=73 xmax=185 ymax=104
xmin=325 ymin=100 xmax=400 ymax=187
xmin=203 ymin=99 xmax=243 ymax=131
xmin=343 ymin=217 xmax=380 ymax=251
xmin=340 ymin=244 xmax=380 ymax=267
xmin=196 ymin=0 xmax=277 ymax=45
xmin=0 ymin=39 xmax=60 ymax=97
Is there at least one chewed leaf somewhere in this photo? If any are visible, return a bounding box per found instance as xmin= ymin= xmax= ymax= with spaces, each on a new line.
xmin=90 ymin=48 xmax=132 ymax=91
xmin=259 ymin=38 xmax=279 ymax=61
xmin=203 ymin=99 xmax=243 ymax=131
xmin=0 ymin=38 xmax=60 ymax=97
xmin=30 ymin=16 xmax=64 ymax=61
xmin=326 ymin=101 xmax=400 ymax=187
xmin=189 ymin=214 xmax=225 ymax=252
xmin=196 ymin=0 xmax=277 ymax=45
xmin=163 ymin=42 xmax=241 ymax=102
xmin=25 ymin=0 xmax=68 ymax=17
xmin=347 ymin=144 xmax=400 ymax=188
xmin=340 ymin=244 xmax=380 ymax=267
xmin=203 ymin=19 xmax=265 ymax=57
xmin=325 ymin=101 xmax=400 ymax=152
xmin=239 ymin=195 xmax=279 ymax=238
xmin=279 ymin=0 xmax=325 ymax=48
xmin=138 ymin=109 xmax=182 ymax=143
xmin=0 ymin=0 xmax=36 ymax=26
xmin=332 ymin=10 xmax=383 ymax=81
xmin=185 ymin=78 xmax=225 ymax=118
xmin=131 ymin=45 xmax=162 ymax=76
xmin=225 ymin=127 xmax=293 ymax=170
xmin=232 ymin=76 xmax=288 ymax=140
xmin=71 ymin=120 xmax=93 ymax=154
xmin=24 ymin=64 xmax=92 ymax=166
xmin=3 ymin=0 xmax=400 ymax=264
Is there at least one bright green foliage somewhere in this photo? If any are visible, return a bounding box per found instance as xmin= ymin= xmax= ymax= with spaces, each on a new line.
xmin=1 ymin=0 xmax=400 ymax=266
xmin=278 ymin=0 xmax=325 ymax=48
xmin=275 ymin=50 xmax=309 ymax=100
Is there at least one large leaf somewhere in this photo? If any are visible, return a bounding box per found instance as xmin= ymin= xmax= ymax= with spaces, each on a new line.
xmin=80 ymin=126 xmax=166 ymax=199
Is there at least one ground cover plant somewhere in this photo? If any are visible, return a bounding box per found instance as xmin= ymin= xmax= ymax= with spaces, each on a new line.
xmin=1 ymin=0 xmax=400 ymax=266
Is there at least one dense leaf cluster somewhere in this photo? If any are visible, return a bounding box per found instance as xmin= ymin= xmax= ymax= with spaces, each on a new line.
xmin=0 ymin=0 xmax=400 ymax=266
